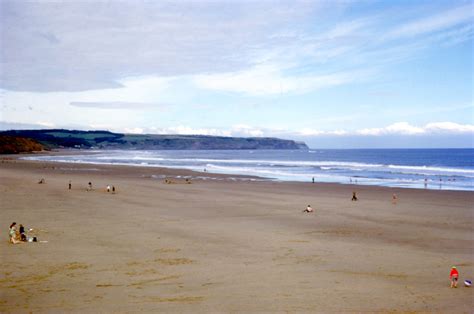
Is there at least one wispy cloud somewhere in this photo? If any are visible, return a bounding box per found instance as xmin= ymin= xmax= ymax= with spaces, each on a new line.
xmin=385 ymin=4 xmax=473 ymax=40
xmin=70 ymin=101 xmax=159 ymax=110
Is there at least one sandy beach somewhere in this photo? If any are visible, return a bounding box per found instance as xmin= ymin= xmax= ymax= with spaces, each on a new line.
xmin=1 ymin=156 xmax=473 ymax=313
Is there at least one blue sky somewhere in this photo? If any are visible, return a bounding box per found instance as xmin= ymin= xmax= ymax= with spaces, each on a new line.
xmin=0 ymin=0 xmax=473 ymax=148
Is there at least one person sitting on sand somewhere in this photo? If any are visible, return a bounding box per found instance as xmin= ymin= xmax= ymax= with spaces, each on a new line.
xmin=9 ymin=222 xmax=22 ymax=244
xmin=351 ymin=191 xmax=358 ymax=201
xmin=19 ymin=224 xmax=27 ymax=242
xmin=450 ymin=266 xmax=459 ymax=288
xmin=303 ymin=205 xmax=314 ymax=213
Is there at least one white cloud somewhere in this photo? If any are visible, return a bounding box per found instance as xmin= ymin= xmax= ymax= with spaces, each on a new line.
xmin=36 ymin=121 xmax=55 ymax=128
xmin=425 ymin=122 xmax=474 ymax=133
xmin=123 ymin=127 xmax=144 ymax=134
xmin=193 ymin=64 xmax=360 ymax=96
xmin=142 ymin=122 xmax=474 ymax=138
xmin=358 ymin=122 xmax=425 ymax=136
xmin=231 ymin=125 xmax=264 ymax=137
xmin=0 ymin=1 xmax=315 ymax=92
xmin=297 ymin=128 xmax=348 ymax=136
xmin=357 ymin=122 xmax=474 ymax=136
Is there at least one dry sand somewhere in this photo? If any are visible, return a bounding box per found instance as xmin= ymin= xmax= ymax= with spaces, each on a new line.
xmin=0 ymin=156 xmax=473 ymax=313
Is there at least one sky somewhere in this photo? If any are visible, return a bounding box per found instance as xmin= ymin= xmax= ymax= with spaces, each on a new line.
xmin=0 ymin=0 xmax=473 ymax=148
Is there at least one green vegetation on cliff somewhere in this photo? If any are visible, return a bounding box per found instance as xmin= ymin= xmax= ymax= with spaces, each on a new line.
xmin=0 ymin=129 xmax=308 ymax=150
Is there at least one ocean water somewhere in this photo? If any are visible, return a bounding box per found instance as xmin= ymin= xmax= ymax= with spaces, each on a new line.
xmin=23 ymin=149 xmax=474 ymax=191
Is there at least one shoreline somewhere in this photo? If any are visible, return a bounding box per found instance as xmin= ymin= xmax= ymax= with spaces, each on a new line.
xmin=11 ymin=148 xmax=474 ymax=192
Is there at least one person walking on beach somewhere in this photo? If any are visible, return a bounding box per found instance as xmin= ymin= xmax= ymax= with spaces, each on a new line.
xmin=87 ymin=182 xmax=92 ymax=191
xmin=312 ymin=177 xmax=315 ymax=183
xmin=303 ymin=205 xmax=314 ymax=213
xmin=392 ymin=193 xmax=398 ymax=204
xmin=106 ymin=185 xmax=111 ymax=193
xmin=112 ymin=186 xmax=116 ymax=194
xmin=450 ymin=266 xmax=459 ymax=288
xmin=68 ymin=181 xmax=72 ymax=190
xmin=351 ymin=191 xmax=358 ymax=201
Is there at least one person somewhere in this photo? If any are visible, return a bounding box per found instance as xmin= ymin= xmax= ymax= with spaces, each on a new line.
xmin=312 ymin=177 xmax=315 ymax=183
xmin=106 ymin=185 xmax=111 ymax=193
xmin=450 ymin=266 xmax=459 ymax=288
xmin=351 ymin=191 xmax=358 ymax=201
xmin=392 ymin=193 xmax=398 ymax=204
xmin=38 ymin=178 xmax=45 ymax=184
xmin=112 ymin=186 xmax=116 ymax=193
xmin=303 ymin=205 xmax=314 ymax=213
xmin=68 ymin=181 xmax=72 ymax=190
xmin=87 ymin=182 xmax=92 ymax=191
xmin=9 ymin=222 xmax=21 ymax=244
xmin=19 ymin=224 xmax=27 ymax=242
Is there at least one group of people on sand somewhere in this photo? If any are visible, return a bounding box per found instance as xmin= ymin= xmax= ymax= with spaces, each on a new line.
xmin=303 ymin=191 xmax=398 ymax=213
xmin=164 ymin=178 xmax=192 ymax=184
xmin=106 ymin=185 xmax=116 ymax=193
xmin=68 ymin=180 xmax=116 ymax=193
xmin=9 ymin=222 xmax=37 ymax=244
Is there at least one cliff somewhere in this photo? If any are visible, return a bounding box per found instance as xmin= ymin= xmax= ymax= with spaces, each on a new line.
xmin=0 ymin=129 xmax=308 ymax=150
xmin=0 ymin=135 xmax=45 ymax=154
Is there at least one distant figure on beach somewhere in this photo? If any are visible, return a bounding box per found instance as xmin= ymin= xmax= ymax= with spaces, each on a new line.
xmin=424 ymin=178 xmax=428 ymax=188
xmin=87 ymin=182 xmax=92 ymax=191
xmin=392 ymin=193 xmax=398 ymax=204
xmin=68 ymin=181 xmax=72 ymax=190
xmin=106 ymin=185 xmax=111 ymax=193
xmin=351 ymin=191 xmax=358 ymax=201
xmin=38 ymin=178 xmax=45 ymax=184
xmin=112 ymin=186 xmax=116 ymax=193
xmin=450 ymin=266 xmax=459 ymax=288
xmin=312 ymin=177 xmax=315 ymax=183
xmin=9 ymin=222 xmax=21 ymax=244
xmin=185 ymin=178 xmax=191 ymax=184
xmin=303 ymin=205 xmax=314 ymax=213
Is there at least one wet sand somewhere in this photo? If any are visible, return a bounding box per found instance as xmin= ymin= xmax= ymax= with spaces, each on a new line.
xmin=1 ymin=157 xmax=473 ymax=312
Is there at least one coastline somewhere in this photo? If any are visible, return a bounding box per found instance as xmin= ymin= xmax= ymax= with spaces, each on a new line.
xmin=14 ymin=148 xmax=474 ymax=192
xmin=1 ymin=157 xmax=473 ymax=312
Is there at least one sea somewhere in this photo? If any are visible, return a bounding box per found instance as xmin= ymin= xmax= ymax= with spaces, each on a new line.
xmin=23 ymin=148 xmax=474 ymax=191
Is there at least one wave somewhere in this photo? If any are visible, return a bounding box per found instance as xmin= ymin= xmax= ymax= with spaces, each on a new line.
xmin=20 ymin=151 xmax=474 ymax=191
xmin=24 ymin=154 xmax=474 ymax=176
xmin=387 ymin=164 xmax=474 ymax=174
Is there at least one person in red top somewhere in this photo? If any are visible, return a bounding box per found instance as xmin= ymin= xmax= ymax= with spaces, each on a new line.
xmin=450 ymin=266 xmax=459 ymax=288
